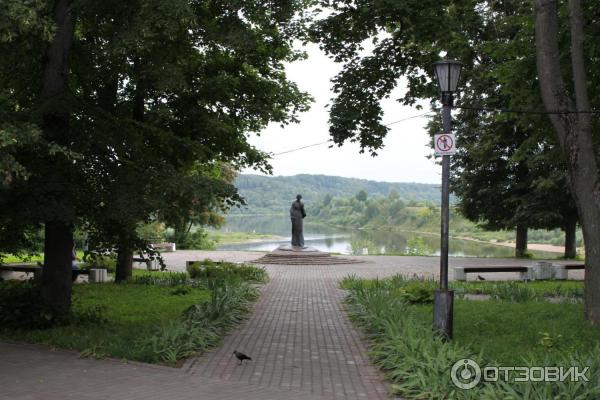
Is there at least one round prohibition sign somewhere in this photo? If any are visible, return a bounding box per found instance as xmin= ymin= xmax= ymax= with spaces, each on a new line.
xmin=436 ymin=134 xmax=454 ymax=152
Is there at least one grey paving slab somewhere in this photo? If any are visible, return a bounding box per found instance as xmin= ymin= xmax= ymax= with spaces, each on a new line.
xmin=0 ymin=342 xmax=327 ymax=400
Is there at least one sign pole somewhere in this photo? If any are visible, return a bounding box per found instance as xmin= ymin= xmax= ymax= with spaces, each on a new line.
xmin=433 ymin=95 xmax=454 ymax=340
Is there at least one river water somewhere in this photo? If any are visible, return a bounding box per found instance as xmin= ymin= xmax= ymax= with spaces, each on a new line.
xmin=216 ymin=215 xmax=559 ymax=259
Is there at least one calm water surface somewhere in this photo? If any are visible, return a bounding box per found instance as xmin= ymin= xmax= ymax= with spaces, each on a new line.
xmin=216 ymin=215 xmax=559 ymax=259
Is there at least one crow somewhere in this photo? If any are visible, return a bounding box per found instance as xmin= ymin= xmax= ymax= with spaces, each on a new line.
xmin=477 ymin=274 xmax=486 ymax=281
xmin=233 ymin=350 xmax=252 ymax=365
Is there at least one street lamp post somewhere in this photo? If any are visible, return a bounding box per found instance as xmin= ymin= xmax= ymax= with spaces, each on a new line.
xmin=432 ymin=60 xmax=462 ymax=340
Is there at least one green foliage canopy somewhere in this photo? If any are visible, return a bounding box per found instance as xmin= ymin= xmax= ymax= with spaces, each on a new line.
xmin=0 ymin=0 xmax=314 ymax=258
xmin=310 ymin=0 xmax=584 ymax=235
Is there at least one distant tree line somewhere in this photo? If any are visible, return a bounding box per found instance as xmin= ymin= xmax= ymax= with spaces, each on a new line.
xmin=311 ymin=190 xmax=580 ymax=257
xmin=233 ymin=174 xmax=446 ymax=214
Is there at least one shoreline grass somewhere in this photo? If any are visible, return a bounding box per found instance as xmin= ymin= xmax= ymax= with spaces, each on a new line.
xmin=208 ymin=231 xmax=280 ymax=244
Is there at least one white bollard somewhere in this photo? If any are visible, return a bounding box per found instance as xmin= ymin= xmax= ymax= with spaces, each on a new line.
xmin=89 ymin=268 xmax=107 ymax=283
xmin=520 ymin=266 xmax=534 ymax=281
xmin=554 ymin=264 xmax=568 ymax=280
xmin=148 ymin=259 xmax=160 ymax=271
xmin=533 ymin=261 xmax=554 ymax=280
xmin=454 ymin=267 xmax=466 ymax=281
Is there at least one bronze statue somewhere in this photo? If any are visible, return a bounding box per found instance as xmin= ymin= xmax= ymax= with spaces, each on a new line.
xmin=290 ymin=194 xmax=306 ymax=247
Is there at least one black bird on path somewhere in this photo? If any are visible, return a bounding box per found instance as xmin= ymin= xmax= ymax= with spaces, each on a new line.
xmin=233 ymin=350 xmax=252 ymax=365
xmin=477 ymin=275 xmax=486 ymax=281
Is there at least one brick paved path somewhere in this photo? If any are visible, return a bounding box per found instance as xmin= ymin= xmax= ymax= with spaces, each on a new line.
xmin=185 ymin=265 xmax=389 ymax=399
xmin=2 ymin=251 xmax=578 ymax=400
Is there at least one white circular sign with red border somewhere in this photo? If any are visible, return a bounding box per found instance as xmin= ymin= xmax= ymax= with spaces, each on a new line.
xmin=434 ymin=133 xmax=457 ymax=155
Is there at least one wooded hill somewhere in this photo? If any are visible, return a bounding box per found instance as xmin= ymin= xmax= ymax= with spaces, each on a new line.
xmin=233 ymin=174 xmax=444 ymax=214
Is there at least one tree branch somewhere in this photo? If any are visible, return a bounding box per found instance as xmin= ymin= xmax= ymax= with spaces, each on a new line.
xmin=568 ymin=0 xmax=592 ymax=131
xmin=534 ymin=0 xmax=574 ymax=147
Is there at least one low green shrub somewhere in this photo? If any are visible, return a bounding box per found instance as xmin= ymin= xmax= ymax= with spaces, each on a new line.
xmin=396 ymin=280 xmax=436 ymax=304
xmin=0 ymin=281 xmax=108 ymax=329
xmin=135 ymin=263 xmax=263 ymax=364
xmin=170 ymin=229 xmax=216 ymax=250
xmin=139 ymin=278 xmax=259 ymax=364
xmin=187 ymin=260 xmax=268 ymax=283
xmin=129 ymin=272 xmax=194 ymax=287
xmin=343 ymin=276 xmax=600 ymax=399
xmin=136 ymin=221 xmax=167 ymax=243
xmin=340 ymin=274 xmax=365 ymax=290
xmin=477 ymin=350 xmax=600 ymax=399
xmin=344 ymin=282 xmax=481 ymax=399
xmin=183 ymin=279 xmax=259 ymax=328
xmin=488 ymin=282 xmax=540 ymax=303
xmin=451 ymin=280 xmax=585 ymax=301
xmin=0 ymin=281 xmax=61 ymax=329
xmin=81 ymin=254 xmax=116 ymax=274
xmin=140 ymin=320 xmax=219 ymax=363
xmin=1 ymin=260 xmax=266 ymax=365
xmin=342 ymin=273 xmax=436 ymax=304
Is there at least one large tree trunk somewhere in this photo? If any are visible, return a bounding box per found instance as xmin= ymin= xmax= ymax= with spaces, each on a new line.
xmin=564 ymin=216 xmax=577 ymax=259
xmin=40 ymin=0 xmax=75 ymax=315
xmin=99 ymin=73 xmax=134 ymax=282
xmin=42 ymin=222 xmax=73 ymax=315
xmin=535 ymin=0 xmax=600 ymax=323
xmin=515 ymin=224 xmax=528 ymax=258
xmin=115 ymin=238 xmax=133 ymax=283
xmin=114 ymin=59 xmax=145 ymax=282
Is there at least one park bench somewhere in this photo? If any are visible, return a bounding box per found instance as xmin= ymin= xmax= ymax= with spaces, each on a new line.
xmin=133 ymin=257 xmax=151 ymax=269
xmin=0 ymin=263 xmax=42 ymax=279
xmin=453 ymin=265 xmax=532 ymax=281
xmin=554 ymin=263 xmax=585 ymax=280
xmin=563 ymin=263 xmax=585 ymax=270
xmin=455 ymin=262 xmax=586 ymax=281
xmin=0 ymin=263 xmax=91 ymax=282
xmin=133 ymin=256 xmax=160 ymax=270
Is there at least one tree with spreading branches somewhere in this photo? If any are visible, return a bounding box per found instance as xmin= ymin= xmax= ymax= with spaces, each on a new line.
xmin=0 ymin=0 xmax=313 ymax=313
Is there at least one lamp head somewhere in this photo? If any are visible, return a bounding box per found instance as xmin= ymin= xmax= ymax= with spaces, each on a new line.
xmin=433 ymin=60 xmax=462 ymax=93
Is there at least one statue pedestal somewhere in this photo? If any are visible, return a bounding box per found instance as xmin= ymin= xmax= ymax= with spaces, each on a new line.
xmin=276 ymin=244 xmax=321 ymax=253
xmin=251 ymin=244 xmax=364 ymax=265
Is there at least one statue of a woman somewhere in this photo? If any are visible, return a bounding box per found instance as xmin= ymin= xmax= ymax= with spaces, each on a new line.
xmin=290 ymin=194 xmax=306 ymax=247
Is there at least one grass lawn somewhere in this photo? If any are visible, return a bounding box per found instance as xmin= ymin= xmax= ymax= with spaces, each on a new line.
xmin=451 ymin=279 xmax=584 ymax=297
xmin=410 ymin=300 xmax=600 ymax=364
xmin=1 ymin=251 xmax=85 ymax=264
xmin=341 ymin=275 xmax=600 ymax=398
xmin=208 ymin=231 xmax=278 ymax=244
xmin=0 ymin=282 xmax=209 ymax=362
xmin=349 ymin=277 xmax=592 ymax=363
xmin=1 ymin=253 xmax=44 ymax=263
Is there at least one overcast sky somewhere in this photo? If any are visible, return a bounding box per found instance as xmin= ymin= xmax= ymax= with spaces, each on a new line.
xmin=242 ymin=43 xmax=441 ymax=184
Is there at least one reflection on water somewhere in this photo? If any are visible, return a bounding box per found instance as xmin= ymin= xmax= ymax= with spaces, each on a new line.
xmin=216 ymin=215 xmax=559 ymax=259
